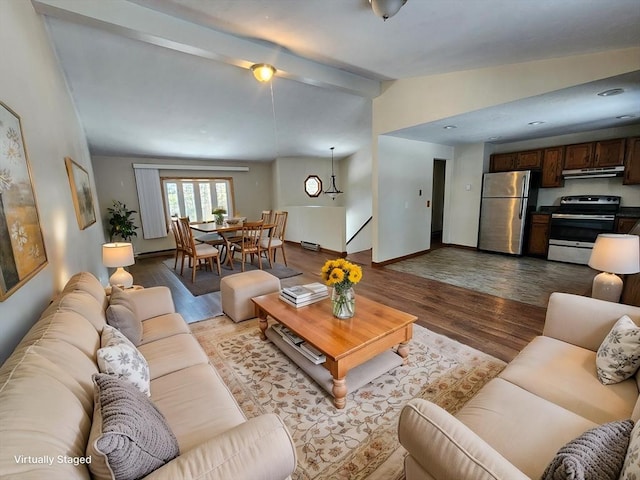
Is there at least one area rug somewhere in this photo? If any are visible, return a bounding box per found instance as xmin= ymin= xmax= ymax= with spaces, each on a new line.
xmin=163 ymin=257 xmax=302 ymax=296
xmin=386 ymin=247 xmax=595 ymax=307
xmin=190 ymin=316 xmax=506 ymax=480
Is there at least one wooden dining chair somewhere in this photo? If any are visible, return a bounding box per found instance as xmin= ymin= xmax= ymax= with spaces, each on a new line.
xmin=260 ymin=210 xmax=288 ymax=267
xmin=261 ymin=210 xmax=274 ymax=224
xmin=170 ymin=217 xmax=187 ymax=270
xmin=178 ymin=217 xmax=222 ymax=282
xmin=228 ymin=220 xmax=265 ymax=272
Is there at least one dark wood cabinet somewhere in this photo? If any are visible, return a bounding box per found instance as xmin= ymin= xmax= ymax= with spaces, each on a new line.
xmin=490 ymin=153 xmax=516 ymax=172
xmin=624 ymin=136 xmax=640 ymax=185
xmin=615 ymin=216 xmax=639 ymax=234
xmin=527 ymin=213 xmax=550 ymax=257
xmin=516 ymin=150 xmax=542 ymax=169
xmin=595 ymin=138 xmax=625 ymax=167
xmin=541 ymin=146 xmax=564 ymax=188
xmin=564 ymin=142 xmax=594 ymax=169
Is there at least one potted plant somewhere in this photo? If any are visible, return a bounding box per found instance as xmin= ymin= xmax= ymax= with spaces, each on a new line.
xmin=107 ymin=200 xmax=138 ymax=242
xmin=212 ymin=208 xmax=226 ymax=225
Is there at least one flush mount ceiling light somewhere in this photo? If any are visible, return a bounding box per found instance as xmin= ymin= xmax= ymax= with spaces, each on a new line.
xmin=324 ymin=147 xmax=343 ymax=200
xmin=251 ymin=63 xmax=276 ymax=82
xmin=369 ymin=0 xmax=407 ymax=21
xmin=597 ymin=88 xmax=624 ymax=97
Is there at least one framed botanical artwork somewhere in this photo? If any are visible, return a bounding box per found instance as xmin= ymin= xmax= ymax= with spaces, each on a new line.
xmin=65 ymin=157 xmax=96 ymax=230
xmin=0 ymin=102 xmax=48 ymax=301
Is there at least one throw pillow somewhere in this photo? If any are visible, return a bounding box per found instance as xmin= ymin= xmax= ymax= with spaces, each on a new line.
xmin=620 ymin=420 xmax=640 ymax=479
xmin=106 ymin=285 xmax=142 ymax=345
xmin=541 ymin=419 xmax=634 ymax=480
xmin=97 ymin=324 xmax=150 ymax=396
xmin=87 ymin=373 xmax=179 ymax=480
xmin=596 ymin=315 xmax=640 ymax=385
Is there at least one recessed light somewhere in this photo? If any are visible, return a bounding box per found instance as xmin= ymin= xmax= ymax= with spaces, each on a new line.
xmin=598 ymin=88 xmax=624 ymax=97
xmin=528 ymin=121 xmax=545 ymax=126
xmin=443 ymin=125 xmax=457 ymax=129
xmin=616 ymin=114 xmax=636 ymax=120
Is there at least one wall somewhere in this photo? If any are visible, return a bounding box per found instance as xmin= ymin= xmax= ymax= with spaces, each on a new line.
xmin=0 ymin=1 xmax=107 ymax=364
xmin=92 ymin=156 xmax=273 ymax=255
xmin=492 ymin=125 xmax=640 ymax=207
xmin=373 ymin=136 xmax=453 ymax=263
xmin=343 ymin=149 xmax=372 ymax=254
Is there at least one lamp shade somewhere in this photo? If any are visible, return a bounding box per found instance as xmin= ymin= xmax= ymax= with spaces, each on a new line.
xmin=102 ymin=242 xmax=134 ymax=267
xmin=588 ymin=234 xmax=640 ymax=274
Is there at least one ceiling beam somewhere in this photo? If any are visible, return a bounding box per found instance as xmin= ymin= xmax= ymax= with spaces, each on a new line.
xmin=32 ymin=0 xmax=381 ymax=98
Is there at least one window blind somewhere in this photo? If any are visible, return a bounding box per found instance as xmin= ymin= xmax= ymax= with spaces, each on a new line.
xmin=133 ymin=167 xmax=167 ymax=239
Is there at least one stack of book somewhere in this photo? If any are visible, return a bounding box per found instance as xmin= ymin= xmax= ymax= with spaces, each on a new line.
xmin=272 ymin=324 xmax=326 ymax=364
xmin=279 ymin=282 xmax=329 ymax=308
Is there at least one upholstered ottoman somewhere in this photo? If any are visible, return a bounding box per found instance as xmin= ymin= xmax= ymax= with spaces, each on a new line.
xmin=221 ymin=270 xmax=281 ymax=322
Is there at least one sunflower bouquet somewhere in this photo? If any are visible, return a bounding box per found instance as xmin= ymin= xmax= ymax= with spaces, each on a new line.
xmin=321 ymin=258 xmax=363 ymax=318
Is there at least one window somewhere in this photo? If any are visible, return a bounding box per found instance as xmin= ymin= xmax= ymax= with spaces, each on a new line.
xmin=162 ymin=178 xmax=234 ymax=222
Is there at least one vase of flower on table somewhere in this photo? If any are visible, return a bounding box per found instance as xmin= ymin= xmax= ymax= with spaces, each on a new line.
xmin=321 ymin=258 xmax=363 ymax=319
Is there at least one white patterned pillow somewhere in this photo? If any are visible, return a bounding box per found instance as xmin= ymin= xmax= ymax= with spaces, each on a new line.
xmin=620 ymin=420 xmax=640 ymax=479
xmin=97 ymin=324 xmax=150 ymax=396
xmin=596 ymin=315 xmax=640 ymax=385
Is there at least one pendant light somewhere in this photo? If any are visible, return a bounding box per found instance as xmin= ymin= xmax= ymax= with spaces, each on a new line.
xmin=324 ymin=147 xmax=343 ymax=200
xmin=369 ymin=0 xmax=407 ymax=21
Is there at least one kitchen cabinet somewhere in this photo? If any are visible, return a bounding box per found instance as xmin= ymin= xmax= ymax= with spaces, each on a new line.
xmin=615 ymin=216 xmax=639 ymax=234
xmin=527 ymin=213 xmax=550 ymax=257
xmin=490 ymin=153 xmax=516 ymax=172
xmin=595 ymin=138 xmax=625 ymax=167
xmin=624 ymin=136 xmax=640 ymax=185
xmin=541 ymin=146 xmax=564 ymax=188
xmin=516 ymin=150 xmax=542 ymax=169
xmin=564 ymin=142 xmax=594 ymax=169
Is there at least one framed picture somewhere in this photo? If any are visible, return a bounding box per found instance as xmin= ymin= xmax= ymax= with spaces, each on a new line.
xmin=65 ymin=157 xmax=96 ymax=230
xmin=0 ymin=102 xmax=48 ymax=301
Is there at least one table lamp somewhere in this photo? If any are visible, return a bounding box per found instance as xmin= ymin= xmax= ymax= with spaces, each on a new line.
xmin=102 ymin=242 xmax=135 ymax=288
xmin=588 ymin=234 xmax=640 ymax=302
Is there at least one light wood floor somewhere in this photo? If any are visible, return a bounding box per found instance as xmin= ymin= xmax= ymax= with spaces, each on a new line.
xmin=131 ymin=243 xmax=547 ymax=362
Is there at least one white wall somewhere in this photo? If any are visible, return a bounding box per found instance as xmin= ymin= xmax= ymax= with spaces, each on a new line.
xmin=343 ymin=149 xmax=373 ymax=254
xmin=92 ymin=156 xmax=273 ymax=255
xmin=0 ymin=1 xmax=106 ymax=364
xmin=285 ymin=206 xmax=346 ymax=253
xmin=444 ymin=143 xmax=490 ymax=247
xmin=373 ymin=136 xmax=453 ymax=263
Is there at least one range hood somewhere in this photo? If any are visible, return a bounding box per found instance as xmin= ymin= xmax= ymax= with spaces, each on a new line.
xmin=562 ymin=165 xmax=624 ymax=179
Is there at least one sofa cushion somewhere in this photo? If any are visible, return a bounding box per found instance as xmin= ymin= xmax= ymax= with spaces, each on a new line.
xmin=498 ymin=336 xmax=638 ymax=424
xmin=597 ymin=315 xmax=640 ymax=385
xmin=541 ymin=419 xmax=633 ymax=480
xmin=41 ymin=290 xmax=107 ymax=331
xmin=150 ymin=363 xmax=246 ymax=453
xmin=139 ymin=313 xmax=190 ymax=345
xmin=620 ymin=420 xmax=640 ymax=479
xmin=138 ymin=333 xmax=208 ymax=380
xmin=87 ymin=373 xmax=179 ymax=480
xmin=97 ymin=325 xmax=150 ymax=396
xmin=456 ymin=378 xmax=598 ymax=480
xmin=62 ymin=271 xmax=108 ymax=310
xmin=106 ymin=286 xmax=142 ymax=345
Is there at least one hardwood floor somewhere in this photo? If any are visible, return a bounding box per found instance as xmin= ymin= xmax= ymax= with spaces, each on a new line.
xmin=131 ymin=243 xmax=546 ymax=362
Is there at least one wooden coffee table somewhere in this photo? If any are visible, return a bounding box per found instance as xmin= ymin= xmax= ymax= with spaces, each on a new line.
xmin=252 ymin=292 xmax=417 ymax=409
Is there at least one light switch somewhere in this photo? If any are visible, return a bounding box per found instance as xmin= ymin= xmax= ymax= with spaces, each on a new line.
xmin=465 ymin=184 xmax=472 ymax=191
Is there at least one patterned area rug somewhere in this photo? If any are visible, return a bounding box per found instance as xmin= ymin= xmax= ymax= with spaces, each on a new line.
xmin=190 ymin=316 xmax=506 ymax=480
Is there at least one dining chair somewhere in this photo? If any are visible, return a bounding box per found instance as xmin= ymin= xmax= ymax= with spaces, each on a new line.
xmin=260 ymin=210 xmax=288 ymax=267
xmin=228 ymin=220 xmax=265 ymax=272
xmin=261 ymin=210 xmax=274 ymax=224
xmin=178 ymin=217 xmax=222 ymax=282
xmin=170 ymin=216 xmax=187 ymax=270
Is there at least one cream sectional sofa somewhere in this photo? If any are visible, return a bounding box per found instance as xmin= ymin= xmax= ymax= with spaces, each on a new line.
xmin=0 ymin=272 xmax=297 ymax=479
xmin=398 ymin=292 xmax=640 ymax=480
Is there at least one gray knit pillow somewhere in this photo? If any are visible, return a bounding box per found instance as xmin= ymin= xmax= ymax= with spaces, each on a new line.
xmin=541 ymin=419 xmax=634 ymax=480
xmin=87 ymin=373 xmax=179 ymax=480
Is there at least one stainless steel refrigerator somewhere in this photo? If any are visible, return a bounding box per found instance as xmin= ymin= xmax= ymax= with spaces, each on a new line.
xmin=478 ymin=170 xmax=537 ymax=255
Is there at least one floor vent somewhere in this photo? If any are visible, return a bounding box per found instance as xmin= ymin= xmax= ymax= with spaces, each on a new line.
xmin=300 ymin=241 xmax=320 ymax=251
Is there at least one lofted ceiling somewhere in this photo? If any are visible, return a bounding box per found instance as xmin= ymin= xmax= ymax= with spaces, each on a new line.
xmin=34 ymin=0 xmax=640 ymax=162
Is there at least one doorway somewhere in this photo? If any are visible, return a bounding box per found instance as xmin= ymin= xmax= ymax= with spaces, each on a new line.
xmin=431 ymin=159 xmax=446 ymax=248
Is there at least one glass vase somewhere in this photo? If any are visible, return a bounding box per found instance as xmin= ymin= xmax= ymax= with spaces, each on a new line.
xmin=332 ymin=286 xmax=355 ymax=319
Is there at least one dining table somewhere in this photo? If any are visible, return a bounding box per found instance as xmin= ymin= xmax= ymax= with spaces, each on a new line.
xmin=190 ymin=221 xmax=274 ymax=268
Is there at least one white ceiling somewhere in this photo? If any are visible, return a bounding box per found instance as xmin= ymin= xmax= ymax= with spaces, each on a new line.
xmin=34 ymin=0 xmax=640 ymax=162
